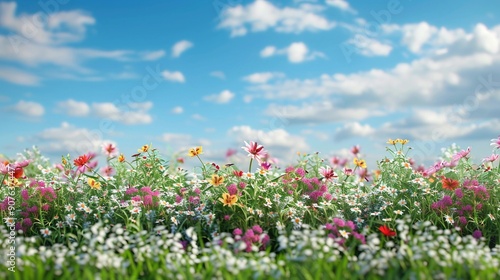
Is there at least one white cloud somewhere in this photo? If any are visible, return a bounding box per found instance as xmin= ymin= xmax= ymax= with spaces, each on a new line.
xmin=91 ymin=101 xmax=153 ymax=125
xmin=260 ymin=42 xmax=324 ymax=63
xmin=210 ymin=71 xmax=226 ymax=79
xmin=400 ymin=22 xmax=439 ymax=53
xmin=161 ymin=70 xmax=185 ymax=83
xmin=204 ymin=90 xmax=235 ymax=104
xmin=218 ymin=0 xmax=335 ymax=37
xmin=0 ymin=2 xmax=95 ymax=45
xmin=228 ymin=125 xmax=309 ymax=161
xmin=171 ymin=106 xmax=183 ymax=114
xmin=161 ymin=133 xmax=192 ymax=143
xmin=326 ymin=0 xmax=357 ymax=14
xmin=243 ymin=72 xmax=285 ymax=83
xmin=265 ymin=102 xmax=384 ymax=124
xmin=192 ymin=114 xmax=205 ymax=121
xmin=382 ymin=22 xmax=500 ymax=56
xmin=334 ymin=122 xmax=375 ymax=141
xmin=35 ymin=122 xmax=112 ymax=155
xmin=57 ymin=99 xmax=90 ymax=117
xmin=347 ymin=34 xmax=392 ymax=56
xmin=260 ymin=46 xmax=277 ymax=57
xmin=248 ymin=22 xmax=500 ymax=111
xmin=172 ymin=40 xmax=193 ymax=58
xmin=0 ymin=67 xmax=39 ymax=85
xmin=12 ymin=100 xmax=44 ymax=117
xmin=0 ymin=3 xmax=166 ymax=81
xmin=141 ymin=50 xmax=166 ymax=61
xmin=287 ymin=42 xmax=309 ymax=62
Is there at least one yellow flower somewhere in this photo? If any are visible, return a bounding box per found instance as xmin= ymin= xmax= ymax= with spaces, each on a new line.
xmin=61 ymin=157 xmax=67 ymax=165
xmin=387 ymin=139 xmax=397 ymax=145
xmin=219 ymin=193 xmax=238 ymax=206
xmin=353 ymin=158 xmax=367 ymax=169
xmin=210 ymin=174 xmax=224 ymax=186
xmin=4 ymin=177 xmax=22 ymax=187
xmin=138 ymin=145 xmax=149 ymax=153
xmin=88 ymin=178 xmax=101 ymax=190
xmin=188 ymin=146 xmax=203 ymax=157
xmin=400 ymin=139 xmax=409 ymax=145
xmin=118 ymin=154 xmax=125 ymax=162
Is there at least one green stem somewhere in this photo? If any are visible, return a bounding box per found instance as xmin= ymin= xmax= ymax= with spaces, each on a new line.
xmin=248 ymin=158 xmax=253 ymax=173
xmin=196 ymin=155 xmax=206 ymax=178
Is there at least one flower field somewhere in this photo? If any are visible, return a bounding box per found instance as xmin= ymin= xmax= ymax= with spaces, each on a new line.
xmin=1 ymin=138 xmax=500 ymax=279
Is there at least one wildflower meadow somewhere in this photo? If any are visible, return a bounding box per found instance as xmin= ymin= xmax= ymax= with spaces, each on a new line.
xmin=1 ymin=137 xmax=500 ymax=279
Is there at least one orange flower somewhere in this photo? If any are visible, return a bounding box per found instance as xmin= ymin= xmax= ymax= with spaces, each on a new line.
xmin=188 ymin=146 xmax=203 ymax=157
xmin=118 ymin=154 xmax=125 ymax=163
xmin=441 ymin=177 xmax=459 ymax=191
xmin=219 ymin=193 xmax=238 ymax=206
xmin=210 ymin=174 xmax=224 ymax=186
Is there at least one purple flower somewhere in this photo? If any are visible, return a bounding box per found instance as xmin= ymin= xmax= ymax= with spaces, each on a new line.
xmin=233 ymin=228 xmax=242 ymax=235
xmin=333 ymin=217 xmax=345 ymax=227
xmin=252 ymin=225 xmax=263 ymax=235
xmin=125 ymin=188 xmax=138 ymax=195
xmin=454 ymin=188 xmax=464 ymax=199
xmin=143 ymin=195 xmax=153 ymax=207
xmin=295 ymin=168 xmax=306 ymax=177
xmin=21 ymin=189 xmax=30 ymax=201
xmin=472 ymin=230 xmax=482 ymax=239
xmin=227 ymin=184 xmax=238 ymax=196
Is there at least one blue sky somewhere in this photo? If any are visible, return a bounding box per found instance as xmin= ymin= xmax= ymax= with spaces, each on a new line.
xmin=1 ymin=0 xmax=499 ymax=169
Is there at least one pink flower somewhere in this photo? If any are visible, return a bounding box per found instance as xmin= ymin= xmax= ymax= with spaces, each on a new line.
xmin=225 ymin=148 xmax=237 ymax=158
xmin=102 ymin=143 xmax=118 ymax=157
xmin=242 ymin=141 xmax=267 ymax=163
xmin=319 ymin=166 xmax=337 ymax=181
xmin=101 ymin=166 xmax=115 ymax=177
xmin=343 ymin=168 xmax=353 ymax=176
xmin=452 ymin=147 xmax=471 ymax=162
xmin=351 ymin=145 xmax=360 ymax=155
xmin=482 ymin=154 xmax=499 ymax=163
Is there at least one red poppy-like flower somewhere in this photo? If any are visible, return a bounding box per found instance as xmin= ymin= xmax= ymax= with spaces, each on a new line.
xmin=12 ymin=167 xmax=23 ymax=179
xmin=73 ymin=154 xmax=90 ymax=167
xmin=441 ymin=177 xmax=460 ymax=191
xmin=379 ymin=225 xmax=396 ymax=237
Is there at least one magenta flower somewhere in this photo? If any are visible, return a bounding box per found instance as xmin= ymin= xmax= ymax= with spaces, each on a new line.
xmin=242 ymin=141 xmax=267 ymax=163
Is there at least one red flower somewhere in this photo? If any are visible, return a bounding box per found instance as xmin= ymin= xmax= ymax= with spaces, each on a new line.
xmin=73 ymin=154 xmax=90 ymax=167
xmin=13 ymin=167 xmax=24 ymax=179
xmin=441 ymin=177 xmax=460 ymax=191
xmin=379 ymin=225 xmax=396 ymax=237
